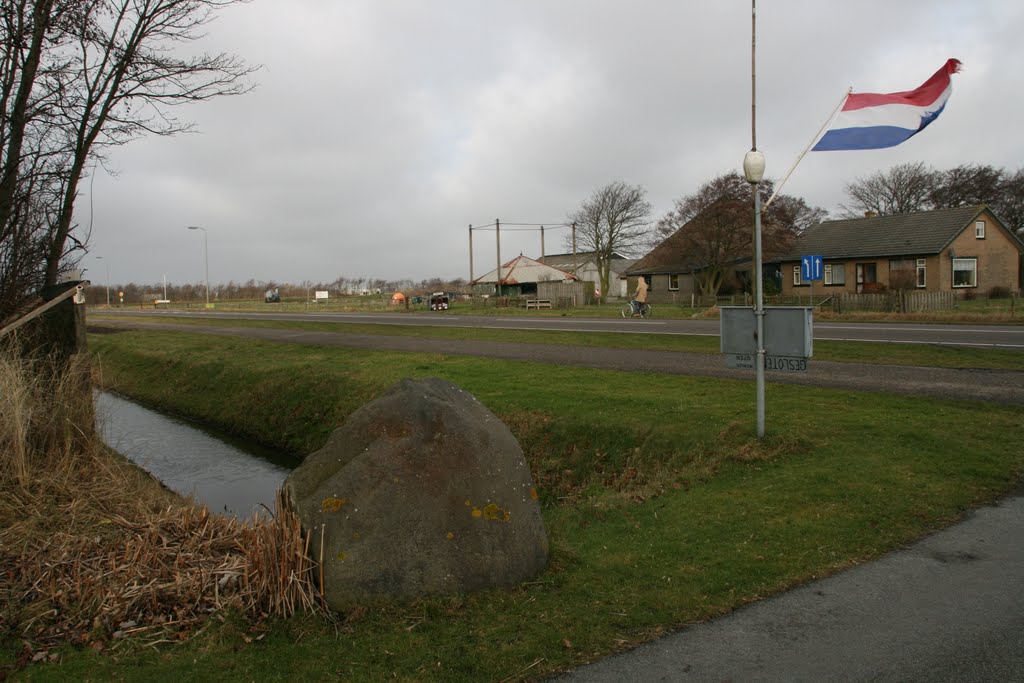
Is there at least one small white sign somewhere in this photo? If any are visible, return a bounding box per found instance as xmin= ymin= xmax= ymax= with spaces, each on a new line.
xmin=315 ymin=290 xmax=329 ymax=300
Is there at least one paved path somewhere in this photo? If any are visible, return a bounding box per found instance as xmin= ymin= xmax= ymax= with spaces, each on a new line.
xmin=558 ymin=491 xmax=1024 ymax=682
xmin=89 ymin=319 xmax=1024 ymax=405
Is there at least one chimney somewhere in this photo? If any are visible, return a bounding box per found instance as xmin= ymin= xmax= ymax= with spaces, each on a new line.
xmin=864 ymin=211 xmax=878 ymax=218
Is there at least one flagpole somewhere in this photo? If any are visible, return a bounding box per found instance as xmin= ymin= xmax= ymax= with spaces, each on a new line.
xmin=764 ymin=87 xmax=852 ymax=209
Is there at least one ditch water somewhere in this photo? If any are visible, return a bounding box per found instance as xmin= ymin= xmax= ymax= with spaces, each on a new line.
xmin=94 ymin=391 xmax=298 ymax=519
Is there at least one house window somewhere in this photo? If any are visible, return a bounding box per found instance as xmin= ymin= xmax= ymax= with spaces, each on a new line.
xmin=792 ymin=265 xmax=802 ymax=286
xmin=952 ymin=258 xmax=977 ymax=287
xmin=975 ymin=221 xmax=985 ymax=239
xmin=824 ymin=263 xmax=845 ymax=285
xmin=916 ymin=259 xmax=926 ymax=288
xmin=668 ymin=274 xmax=679 ymax=291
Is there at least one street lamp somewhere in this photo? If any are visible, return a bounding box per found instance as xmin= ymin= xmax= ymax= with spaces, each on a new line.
xmin=745 ymin=0 xmax=766 ymax=438
xmin=96 ymin=256 xmax=111 ymax=306
xmin=186 ymin=226 xmax=209 ymax=306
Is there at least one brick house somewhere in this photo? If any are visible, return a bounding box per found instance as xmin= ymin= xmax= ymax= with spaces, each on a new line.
xmin=774 ymin=205 xmax=1023 ymax=296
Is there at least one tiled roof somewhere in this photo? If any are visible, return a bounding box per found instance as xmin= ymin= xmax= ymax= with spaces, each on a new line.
xmin=625 ymin=227 xmax=708 ymax=276
xmin=536 ymin=252 xmax=629 ymax=271
xmin=779 ymin=205 xmax=990 ymax=261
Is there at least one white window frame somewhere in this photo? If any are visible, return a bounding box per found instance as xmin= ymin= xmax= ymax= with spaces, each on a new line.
xmin=975 ymin=221 xmax=986 ymax=239
xmin=668 ymin=274 xmax=679 ymax=291
xmin=792 ymin=265 xmax=802 ymax=286
xmin=823 ymin=263 xmax=845 ymax=286
xmin=952 ymin=257 xmax=977 ymax=288
xmin=916 ymin=258 xmax=926 ymax=288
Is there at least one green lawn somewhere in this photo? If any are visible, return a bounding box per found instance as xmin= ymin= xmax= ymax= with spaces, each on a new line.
xmin=22 ymin=328 xmax=1019 ymax=681
xmin=90 ymin=312 xmax=1024 ymax=371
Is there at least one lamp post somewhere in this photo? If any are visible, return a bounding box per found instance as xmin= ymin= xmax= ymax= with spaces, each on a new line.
xmin=745 ymin=0 xmax=766 ymax=438
xmin=186 ymin=226 xmax=209 ymax=306
xmin=96 ymin=256 xmax=111 ymax=306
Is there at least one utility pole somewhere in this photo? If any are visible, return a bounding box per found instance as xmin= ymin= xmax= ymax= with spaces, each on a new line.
xmin=540 ymin=225 xmax=545 ymax=259
xmin=468 ymin=224 xmax=474 ymax=284
xmin=97 ymin=256 xmax=110 ymax=306
xmin=571 ymin=222 xmax=577 ymax=275
xmin=495 ymin=218 xmax=502 ymax=297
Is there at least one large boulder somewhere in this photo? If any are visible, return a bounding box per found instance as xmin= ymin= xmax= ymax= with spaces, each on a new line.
xmin=283 ymin=377 xmax=548 ymax=609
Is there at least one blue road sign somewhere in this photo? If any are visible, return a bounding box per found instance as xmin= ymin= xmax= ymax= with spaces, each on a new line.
xmin=801 ymin=254 xmax=823 ymax=281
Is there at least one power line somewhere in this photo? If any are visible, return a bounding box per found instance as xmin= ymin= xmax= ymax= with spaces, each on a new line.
xmin=469 ymin=222 xmax=571 ymax=231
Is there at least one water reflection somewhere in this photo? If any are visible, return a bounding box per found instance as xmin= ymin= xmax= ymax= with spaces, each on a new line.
xmin=95 ymin=391 xmax=297 ymax=519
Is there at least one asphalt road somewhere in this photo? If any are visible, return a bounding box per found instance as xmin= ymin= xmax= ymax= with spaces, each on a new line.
xmin=88 ymin=317 xmax=1024 ymax=405
xmin=93 ymin=308 xmax=1024 ymax=349
xmin=558 ymin=490 xmax=1024 ymax=682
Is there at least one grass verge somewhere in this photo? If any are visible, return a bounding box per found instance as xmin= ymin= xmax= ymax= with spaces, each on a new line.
xmin=90 ymin=313 xmax=1024 ymax=371
xmin=18 ymin=327 xmax=1019 ymax=681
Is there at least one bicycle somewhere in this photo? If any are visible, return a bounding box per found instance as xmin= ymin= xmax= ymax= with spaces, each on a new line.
xmin=621 ymin=301 xmax=652 ymax=318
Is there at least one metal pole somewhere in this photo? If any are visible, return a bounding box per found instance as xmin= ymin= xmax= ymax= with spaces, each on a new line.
xmin=468 ymin=224 xmax=474 ymax=284
xmin=187 ymin=226 xmax=210 ymax=307
xmin=495 ymin=218 xmax=501 ymax=297
xmin=753 ymin=189 xmax=765 ymax=438
xmin=752 ymin=0 xmax=765 ymax=438
xmin=97 ymin=256 xmax=110 ymax=306
xmin=203 ymin=229 xmax=209 ymax=306
xmin=571 ymin=222 xmax=577 ymax=274
xmin=751 ymin=0 xmax=757 ymax=151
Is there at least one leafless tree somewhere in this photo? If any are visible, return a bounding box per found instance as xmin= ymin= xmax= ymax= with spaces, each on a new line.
xmin=930 ymin=163 xmax=1024 ymax=234
xmin=567 ymin=181 xmax=652 ymax=302
xmin=0 ymin=0 xmax=257 ymax=320
xmin=1000 ymin=167 xmax=1024 ymax=236
xmin=840 ymin=162 xmax=937 ymax=217
xmin=655 ymin=172 xmax=819 ymax=297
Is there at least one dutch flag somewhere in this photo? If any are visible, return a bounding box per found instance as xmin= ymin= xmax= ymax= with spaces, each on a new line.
xmin=812 ymin=58 xmax=961 ymax=151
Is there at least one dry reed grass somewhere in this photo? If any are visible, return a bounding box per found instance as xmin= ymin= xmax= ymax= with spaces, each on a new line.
xmin=0 ymin=343 xmax=325 ymax=664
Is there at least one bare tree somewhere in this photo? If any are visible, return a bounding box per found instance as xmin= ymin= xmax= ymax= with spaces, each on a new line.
xmin=567 ymin=181 xmax=651 ymax=302
xmin=930 ymin=163 xmax=1024 ymax=234
xmin=929 ymin=164 xmax=1003 ymax=209
xmin=1 ymin=0 xmax=257 ymax=320
xmin=655 ymin=172 xmax=817 ymax=296
xmin=840 ymin=162 xmax=937 ymax=217
xmin=1000 ymin=167 xmax=1024 ymax=235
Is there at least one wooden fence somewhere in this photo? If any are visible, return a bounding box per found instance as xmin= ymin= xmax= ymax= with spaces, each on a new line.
xmin=830 ymin=290 xmax=955 ymax=313
xmin=685 ymin=290 xmax=958 ymax=313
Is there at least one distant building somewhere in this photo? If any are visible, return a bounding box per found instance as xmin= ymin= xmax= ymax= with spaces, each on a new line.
xmin=536 ymin=251 xmax=637 ymax=298
xmin=470 ymin=254 xmax=577 ymax=297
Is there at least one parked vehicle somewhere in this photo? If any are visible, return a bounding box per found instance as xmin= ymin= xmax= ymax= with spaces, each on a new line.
xmin=428 ymin=292 xmax=450 ymax=311
xmin=265 ymin=288 xmax=280 ymax=303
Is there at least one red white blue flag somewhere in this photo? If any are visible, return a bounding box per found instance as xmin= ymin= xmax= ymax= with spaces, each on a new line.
xmin=812 ymin=58 xmax=961 ymax=151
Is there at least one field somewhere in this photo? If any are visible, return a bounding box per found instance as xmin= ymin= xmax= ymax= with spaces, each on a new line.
xmin=14 ymin=324 xmax=1015 ymax=681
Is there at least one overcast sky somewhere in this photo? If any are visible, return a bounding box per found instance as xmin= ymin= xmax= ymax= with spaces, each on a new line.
xmin=79 ymin=0 xmax=1023 ymax=289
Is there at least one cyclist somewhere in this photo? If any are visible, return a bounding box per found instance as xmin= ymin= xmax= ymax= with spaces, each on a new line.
xmin=630 ymin=277 xmax=648 ymax=317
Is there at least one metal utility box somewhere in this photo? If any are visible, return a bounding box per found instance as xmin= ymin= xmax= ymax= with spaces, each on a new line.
xmin=720 ymin=306 xmax=813 ymax=371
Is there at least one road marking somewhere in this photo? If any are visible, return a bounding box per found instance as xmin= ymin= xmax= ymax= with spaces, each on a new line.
xmin=495 ymin=318 xmax=667 ymax=325
xmin=824 ymin=337 xmax=1024 ymax=349
xmin=823 ymin=324 xmax=1024 ymax=335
